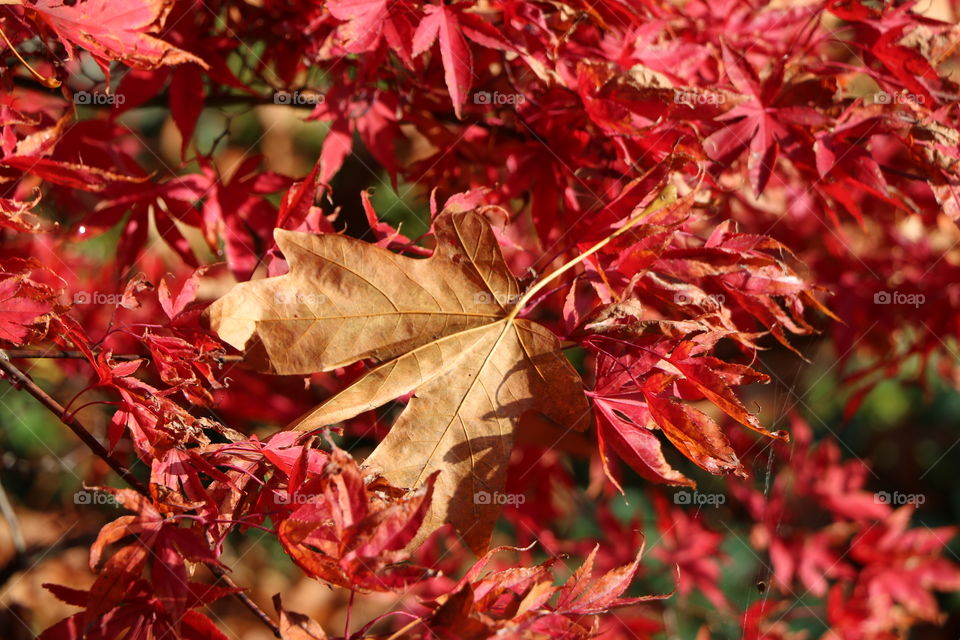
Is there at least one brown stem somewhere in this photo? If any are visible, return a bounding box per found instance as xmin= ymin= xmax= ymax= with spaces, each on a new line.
xmin=345 ymin=589 xmax=355 ymax=639
xmin=208 ymin=565 xmax=281 ymax=636
xmin=0 ymin=350 xmax=149 ymax=495
xmin=0 ymin=350 xmax=280 ymax=638
xmin=3 ymin=349 xmax=244 ymax=364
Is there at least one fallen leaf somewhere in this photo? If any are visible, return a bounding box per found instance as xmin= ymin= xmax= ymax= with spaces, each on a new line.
xmin=208 ymin=208 xmax=591 ymax=553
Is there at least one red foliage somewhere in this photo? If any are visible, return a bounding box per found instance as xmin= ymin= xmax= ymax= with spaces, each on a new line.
xmin=1 ymin=0 xmax=958 ymax=637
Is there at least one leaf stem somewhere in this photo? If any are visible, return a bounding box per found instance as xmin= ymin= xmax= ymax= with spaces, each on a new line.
xmin=385 ymin=618 xmax=427 ymax=640
xmin=0 ymin=24 xmax=61 ymax=88
xmin=507 ymin=185 xmax=679 ymax=320
xmin=345 ymin=588 xmax=355 ymax=639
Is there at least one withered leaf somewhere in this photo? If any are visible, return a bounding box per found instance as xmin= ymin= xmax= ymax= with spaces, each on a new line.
xmin=208 ymin=209 xmax=591 ymax=553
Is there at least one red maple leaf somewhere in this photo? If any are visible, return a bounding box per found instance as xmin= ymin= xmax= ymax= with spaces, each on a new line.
xmin=21 ymin=0 xmax=206 ymax=78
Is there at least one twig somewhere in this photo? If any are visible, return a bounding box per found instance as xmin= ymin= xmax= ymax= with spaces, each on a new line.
xmin=2 ymin=349 xmax=245 ymax=364
xmin=0 ymin=350 xmax=149 ymax=495
xmin=345 ymin=589 xmax=355 ymax=639
xmin=0 ymin=349 xmax=281 ymax=638
xmin=384 ymin=617 xmax=426 ymax=640
xmin=11 ymin=75 xmax=269 ymax=107
xmin=208 ymin=564 xmax=281 ymax=637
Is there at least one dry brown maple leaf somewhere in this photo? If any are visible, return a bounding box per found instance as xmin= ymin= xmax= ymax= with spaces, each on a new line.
xmin=207 ymin=208 xmax=591 ymax=553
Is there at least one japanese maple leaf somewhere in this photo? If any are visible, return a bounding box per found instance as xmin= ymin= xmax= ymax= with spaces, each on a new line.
xmin=310 ymin=87 xmax=402 ymax=186
xmin=423 ymin=543 xmax=669 ymax=637
xmin=20 ymin=0 xmax=206 ymax=78
xmin=553 ymin=544 xmax=665 ymax=616
xmin=40 ymin=579 xmax=236 ymax=640
xmin=413 ymin=4 xmax=473 ymax=119
xmin=705 ymin=43 xmax=792 ymax=196
xmin=198 ymin=156 xmax=291 ymax=280
xmin=208 ymin=204 xmax=591 ymax=553
xmin=813 ymin=115 xmax=905 ymax=225
xmin=668 ymin=220 xmax=834 ymax=354
xmin=84 ymin=173 xmax=209 ymax=269
xmin=590 ymin=348 xmax=703 ymax=489
xmin=169 ymin=63 xmax=206 ymax=158
xmin=0 ymin=156 xmax=148 ymax=193
xmin=0 ymin=116 xmax=150 ymax=197
xmin=768 ymin=529 xmax=850 ymax=598
xmin=826 ymin=0 xmax=943 ymax=105
xmin=589 ymin=334 xmax=778 ymax=489
xmin=278 ymin=446 xmax=438 ymax=591
xmin=0 ymin=276 xmax=54 ymax=345
xmin=412 ymin=3 xmax=509 ymax=118
xmin=328 ymin=0 xmax=419 ymax=66
xmin=0 ymin=193 xmax=45 ymax=233
xmin=35 ymin=487 xmax=225 ymax=639
xmin=849 ymin=506 xmax=960 ymax=623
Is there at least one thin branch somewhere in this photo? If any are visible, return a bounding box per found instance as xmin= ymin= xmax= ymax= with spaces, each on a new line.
xmin=3 ymin=349 xmax=244 ymax=364
xmin=208 ymin=564 xmax=281 ymax=636
xmin=507 ymin=184 xmax=679 ymax=321
xmin=0 ymin=350 xmax=149 ymax=495
xmin=345 ymin=589 xmax=355 ymax=640
xmin=11 ymin=74 xmax=270 ymax=108
xmin=0 ymin=349 xmax=281 ymax=638
xmin=9 ymin=74 xmax=521 ymax=137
